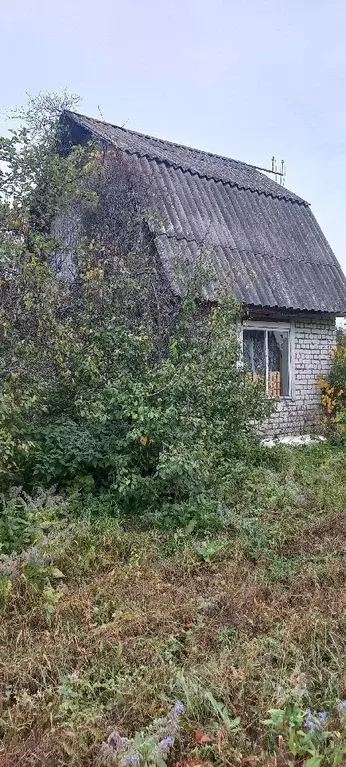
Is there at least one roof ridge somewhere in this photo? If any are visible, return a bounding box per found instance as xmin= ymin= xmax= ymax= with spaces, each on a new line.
xmin=64 ymin=110 xmax=307 ymax=205
xmin=64 ymin=109 xmax=260 ymax=171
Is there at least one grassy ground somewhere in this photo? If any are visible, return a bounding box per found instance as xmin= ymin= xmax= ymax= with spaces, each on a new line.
xmin=1 ymin=444 xmax=346 ymax=766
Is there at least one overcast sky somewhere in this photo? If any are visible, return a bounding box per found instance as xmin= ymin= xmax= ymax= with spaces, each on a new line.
xmin=1 ymin=0 xmax=345 ymax=271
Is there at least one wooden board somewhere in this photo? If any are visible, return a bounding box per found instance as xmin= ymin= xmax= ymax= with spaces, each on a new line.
xmin=268 ymin=371 xmax=281 ymax=398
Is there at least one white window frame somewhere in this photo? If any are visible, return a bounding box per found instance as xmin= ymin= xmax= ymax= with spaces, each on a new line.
xmin=242 ymin=320 xmax=294 ymax=399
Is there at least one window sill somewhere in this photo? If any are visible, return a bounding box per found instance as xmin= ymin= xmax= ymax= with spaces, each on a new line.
xmin=268 ymin=395 xmax=294 ymax=401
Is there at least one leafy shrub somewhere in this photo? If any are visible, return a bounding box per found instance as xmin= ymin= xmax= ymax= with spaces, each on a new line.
xmin=0 ymin=486 xmax=66 ymax=555
xmin=263 ymin=698 xmax=346 ymax=766
xmin=100 ymin=703 xmax=185 ymax=767
xmin=27 ymin=420 xmax=111 ymax=486
xmin=0 ymin=92 xmax=273 ymax=528
xmin=319 ymin=346 xmax=346 ymax=434
xmin=3 ymin=293 xmax=272 ymax=529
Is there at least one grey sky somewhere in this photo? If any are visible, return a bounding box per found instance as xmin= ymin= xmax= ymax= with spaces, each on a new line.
xmin=1 ymin=0 xmax=345 ymax=271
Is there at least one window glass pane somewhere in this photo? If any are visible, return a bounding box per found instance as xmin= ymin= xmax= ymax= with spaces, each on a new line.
xmin=243 ymin=329 xmax=266 ymax=388
xmin=268 ymin=330 xmax=290 ymax=396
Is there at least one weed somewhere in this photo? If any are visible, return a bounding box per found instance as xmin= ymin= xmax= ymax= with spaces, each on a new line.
xmin=1 ymin=445 xmax=346 ymax=765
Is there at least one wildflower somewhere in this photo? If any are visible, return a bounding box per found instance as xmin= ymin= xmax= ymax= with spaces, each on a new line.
xmin=337 ymin=700 xmax=346 ymax=711
xmin=305 ymin=708 xmax=314 ymax=731
xmin=125 ymin=756 xmax=140 ymax=765
xmin=304 ymin=708 xmax=327 ymax=732
xmin=100 ymin=742 xmax=118 ymax=765
xmin=158 ymin=736 xmax=174 ymax=755
xmin=167 ymin=702 xmax=185 ymax=736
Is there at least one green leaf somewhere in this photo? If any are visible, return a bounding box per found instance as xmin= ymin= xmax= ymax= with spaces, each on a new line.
xmin=303 ymin=756 xmax=323 ymax=767
xmin=184 ymin=517 xmax=198 ymax=535
xmin=204 ymin=689 xmax=241 ymax=731
xmin=50 ymin=567 xmax=65 ymax=579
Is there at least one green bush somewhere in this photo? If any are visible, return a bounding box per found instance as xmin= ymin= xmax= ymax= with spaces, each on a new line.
xmin=17 ymin=298 xmax=272 ymax=527
xmin=319 ymin=346 xmax=346 ymax=436
xmin=0 ymin=92 xmax=272 ymax=531
xmin=0 ymin=486 xmax=66 ymax=555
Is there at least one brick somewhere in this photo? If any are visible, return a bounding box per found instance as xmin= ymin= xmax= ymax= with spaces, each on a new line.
xmin=257 ymin=314 xmax=336 ymax=436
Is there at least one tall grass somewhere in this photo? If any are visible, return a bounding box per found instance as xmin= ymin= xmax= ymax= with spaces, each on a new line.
xmin=1 ymin=445 xmax=346 ymax=766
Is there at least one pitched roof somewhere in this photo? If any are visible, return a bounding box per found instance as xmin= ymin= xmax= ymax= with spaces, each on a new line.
xmin=63 ymin=110 xmax=346 ymax=313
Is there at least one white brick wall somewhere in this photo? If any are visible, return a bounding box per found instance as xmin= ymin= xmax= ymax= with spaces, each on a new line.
xmin=257 ymin=315 xmax=336 ymax=436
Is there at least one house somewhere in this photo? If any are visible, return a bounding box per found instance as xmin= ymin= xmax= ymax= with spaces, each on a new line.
xmin=59 ymin=110 xmax=346 ymax=436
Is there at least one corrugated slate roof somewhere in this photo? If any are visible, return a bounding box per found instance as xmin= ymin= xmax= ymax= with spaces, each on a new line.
xmin=63 ymin=110 xmax=346 ymax=313
xmin=155 ymin=236 xmax=346 ymax=311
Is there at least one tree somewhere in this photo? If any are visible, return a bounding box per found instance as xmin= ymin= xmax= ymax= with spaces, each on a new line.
xmin=0 ymin=92 xmax=272 ymax=524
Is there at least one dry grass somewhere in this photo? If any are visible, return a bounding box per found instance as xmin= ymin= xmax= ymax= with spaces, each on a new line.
xmin=1 ymin=445 xmax=346 ymax=766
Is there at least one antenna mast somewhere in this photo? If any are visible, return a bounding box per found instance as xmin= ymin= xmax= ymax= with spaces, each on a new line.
xmin=256 ymin=157 xmax=286 ymax=186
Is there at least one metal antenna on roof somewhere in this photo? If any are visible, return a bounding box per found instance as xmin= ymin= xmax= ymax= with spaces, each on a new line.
xmin=97 ymin=105 xmax=105 ymax=121
xmin=255 ymin=157 xmax=286 ymax=185
xmin=267 ymin=156 xmax=286 ymax=185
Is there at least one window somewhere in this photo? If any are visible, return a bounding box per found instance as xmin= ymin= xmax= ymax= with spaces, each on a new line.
xmin=243 ymin=322 xmax=292 ymax=397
